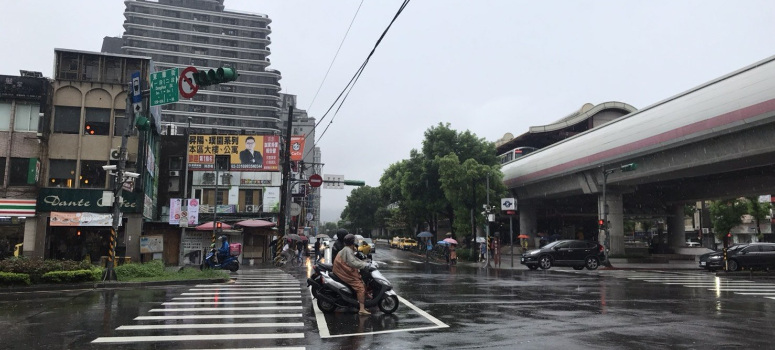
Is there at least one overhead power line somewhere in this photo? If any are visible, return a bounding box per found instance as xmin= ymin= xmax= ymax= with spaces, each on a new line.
xmin=306 ymin=0 xmax=365 ymax=112
xmin=303 ymin=0 xmax=411 ymax=158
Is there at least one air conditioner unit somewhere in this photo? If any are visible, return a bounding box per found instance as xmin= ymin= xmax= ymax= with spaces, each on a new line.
xmin=245 ymin=204 xmax=260 ymax=213
xmin=169 ymin=171 xmax=180 ymax=177
xmin=109 ymin=148 xmax=120 ymax=160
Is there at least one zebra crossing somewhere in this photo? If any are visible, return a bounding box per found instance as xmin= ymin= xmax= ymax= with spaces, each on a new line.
xmin=565 ymin=269 xmax=775 ymax=300
xmin=92 ymin=269 xmax=309 ymax=349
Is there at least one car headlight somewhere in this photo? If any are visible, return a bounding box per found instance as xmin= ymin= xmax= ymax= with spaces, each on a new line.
xmin=709 ymin=255 xmax=721 ymax=260
xmin=528 ymin=250 xmax=540 ymax=255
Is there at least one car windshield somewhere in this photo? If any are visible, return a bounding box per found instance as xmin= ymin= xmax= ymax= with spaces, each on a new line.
xmin=362 ymin=238 xmax=373 ymax=244
xmin=405 ymin=239 xmax=416 ymax=243
xmin=542 ymin=241 xmax=563 ymax=249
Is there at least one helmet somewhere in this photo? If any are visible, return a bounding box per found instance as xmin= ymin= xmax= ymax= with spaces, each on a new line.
xmin=344 ymin=234 xmax=356 ymax=246
xmin=336 ymin=229 xmax=349 ymax=241
xmin=218 ymin=235 xmax=227 ymax=241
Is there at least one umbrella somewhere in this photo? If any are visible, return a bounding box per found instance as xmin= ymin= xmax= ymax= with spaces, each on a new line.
xmin=234 ymin=219 xmax=276 ymax=228
xmin=299 ymin=235 xmax=309 ymax=242
xmin=517 ymin=234 xmax=530 ymax=239
xmin=437 ymin=240 xmax=450 ymax=245
xmin=195 ymin=221 xmax=232 ymax=231
xmin=314 ymin=234 xmax=330 ymax=239
xmin=472 ymin=237 xmax=485 ymax=243
xmin=285 ymin=234 xmax=302 ymax=241
xmin=443 ymin=238 xmax=458 ymax=245
xmin=417 ymin=231 xmax=433 ymax=238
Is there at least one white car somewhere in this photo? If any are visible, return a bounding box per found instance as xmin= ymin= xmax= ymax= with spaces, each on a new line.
xmin=686 ymin=240 xmax=700 ymax=247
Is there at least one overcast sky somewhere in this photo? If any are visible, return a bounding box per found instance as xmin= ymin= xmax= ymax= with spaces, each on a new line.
xmin=1 ymin=1 xmax=774 ymax=223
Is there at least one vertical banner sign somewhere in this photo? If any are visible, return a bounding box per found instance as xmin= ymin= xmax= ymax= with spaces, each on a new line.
xmin=169 ymin=198 xmax=181 ymax=225
xmin=187 ymin=135 xmax=280 ymax=171
xmin=290 ymin=135 xmax=305 ymax=161
xmin=186 ymin=198 xmax=200 ymax=226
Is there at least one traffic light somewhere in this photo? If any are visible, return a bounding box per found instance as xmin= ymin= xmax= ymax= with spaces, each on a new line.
xmin=84 ymin=123 xmax=95 ymax=135
xmin=193 ymin=67 xmax=239 ymax=87
xmin=620 ymin=163 xmax=638 ymax=172
xmin=134 ymin=115 xmax=150 ymax=131
xmin=343 ymin=180 xmax=365 ymax=186
xmin=216 ymin=222 xmax=223 ymax=231
xmin=598 ymin=219 xmax=605 ymax=230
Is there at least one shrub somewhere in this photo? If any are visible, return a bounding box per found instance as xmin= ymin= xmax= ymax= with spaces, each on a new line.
xmin=0 ymin=257 xmax=93 ymax=283
xmin=114 ymin=260 xmax=165 ymax=279
xmin=456 ymin=248 xmax=476 ymax=262
xmin=0 ymin=272 xmax=31 ymax=285
xmin=41 ymin=269 xmax=99 ymax=284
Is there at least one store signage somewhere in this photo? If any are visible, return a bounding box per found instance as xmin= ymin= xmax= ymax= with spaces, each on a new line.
xmin=37 ymin=188 xmax=141 ymax=213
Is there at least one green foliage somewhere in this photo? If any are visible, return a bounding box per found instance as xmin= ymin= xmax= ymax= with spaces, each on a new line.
xmin=340 ymin=186 xmax=385 ymax=233
xmin=455 ymin=248 xmax=476 ymax=262
xmin=41 ymin=269 xmax=99 ymax=284
xmin=0 ymin=257 xmax=93 ymax=283
xmin=0 ymin=272 xmax=31 ymax=285
xmin=746 ymin=197 xmax=772 ymax=237
xmin=709 ymin=199 xmax=747 ymax=239
xmin=114 ymin=260 xmax=166 ymax=279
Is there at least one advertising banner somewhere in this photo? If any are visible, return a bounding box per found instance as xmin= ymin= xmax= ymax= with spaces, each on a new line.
xmin=290 ymin=135 xmax=306 ymax=161
xmin=37 ymin=188 xmax=141 ymax=213
xmin=50 ymin=212 xmax=116 ymax=227
xmin=263 ymin=187 xmax=280 ymax=212
xmin=188 ymin=134 xmax=280 ymax=171
xmin=140 ymin=235 xmax=164 ymax=254
xmin=170 ymin=198 xmax=199 ymax=226
xmin=169 ymin=198 xmax=181 ymax=225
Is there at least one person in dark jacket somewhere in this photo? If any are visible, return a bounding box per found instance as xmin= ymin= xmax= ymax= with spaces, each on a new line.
xmin=331 ymin=229 xmax=348 ymax=261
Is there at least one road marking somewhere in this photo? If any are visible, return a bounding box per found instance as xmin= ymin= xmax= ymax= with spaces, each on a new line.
xmin=162 ymin=300 xmax=302 ymax=305
xmin=173 ymin=295 xmax=301 ymax=300
xmin=117 ymin=322 xmax=304 ymax=330
xmin=135 ymin=314 xmax=302 ymax=320
xmin=736 ymin=292 xmax=775 ymax=295
xmin=149 ymin=306 xmax=302 ymax=312
xmin=195 ymin=283 xmax=300 ymax=287
xmin=179 ymin=347 xmax=305 ymax=350
xmin=188 ymin=287 xmax=301 ymax=291
xmin=92 ymin=333 xmax=304 ymax=343
xmin=707 ymin=288 xmax=775 ymax=292
xmin=309 ymin=289 xmax=331 ymax=338
xmin=181 ymin=291 xmax=301 ymax=295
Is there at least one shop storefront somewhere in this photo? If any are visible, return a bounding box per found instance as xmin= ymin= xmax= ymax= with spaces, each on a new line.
xmin=35 ymin=188 xmax=143 ymax=262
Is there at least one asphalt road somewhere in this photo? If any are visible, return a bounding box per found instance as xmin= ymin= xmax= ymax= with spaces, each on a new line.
xmin=2 ymin=245 xmax=775 ymax=349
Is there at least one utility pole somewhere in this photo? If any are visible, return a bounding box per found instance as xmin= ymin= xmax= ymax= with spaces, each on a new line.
xmin=484 ymin=174 xmax=491 ymax=268
xmin=277 ymin=105 xmax=293 ymax=258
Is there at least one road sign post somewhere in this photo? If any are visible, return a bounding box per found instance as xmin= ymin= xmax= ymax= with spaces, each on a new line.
xmin=308 ymin=174 xmax=323 ymax=188
xmin=150 ymin=68 xmax=180 ymax=106
xmin=179 ymin=66 xmax=199 ymax=99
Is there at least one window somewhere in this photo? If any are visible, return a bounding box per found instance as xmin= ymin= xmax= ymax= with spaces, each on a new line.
xmin=14 ymin=103 xmax=40 ymax=132
xmin=83 ymin=56 xmax=100 ymax=81
xmin=0 ymin=102 xmax=10 ymax=130
xmin=203 ymin=189 xmax=228 ymax=205
xmin=103 ymin=58 xmax=122 ymax=83
xmin=79 ymin=160 xmax=107 ymax=188
xmin=161 ymin=32 xmax=179 ymax=40
xmin=9 ymin=158 xmax=31 ymax=186
xmin=54 ymin=106 xmax=81 ymax=134
xmin=169 ymin=157 xmax=183 ymax=171
xmin=49 ymin=159 xmax=77 ymax=188
xmin=84 ymin=108 xmax=110 ymax=135
xmin=0 ymin=158 xmax=5 ymax=185
xmin=113 ymin=109 xmax=130 ymax=136
xmin=161 ymin=43 xmax=179 ymax=52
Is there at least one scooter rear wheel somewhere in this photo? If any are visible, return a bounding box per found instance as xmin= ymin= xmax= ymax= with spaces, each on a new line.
xmin=317 ymin=299 xmax=336 ymax=313
xmin=229 ymin=262 xmax=239 ymax=272
xmin=378 ymin=295 xmax=399 ymax=314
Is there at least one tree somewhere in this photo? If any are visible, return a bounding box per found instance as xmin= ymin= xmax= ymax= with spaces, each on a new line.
xmin=709 ymin=199 xmax=747 ymax=241
xmin=321 ymin=222 xmax=338 ymax=237
xmin=746 ymin=196 xmax=772 ymax=239
xmin=340 ymin=186 xmax=384 ymax=236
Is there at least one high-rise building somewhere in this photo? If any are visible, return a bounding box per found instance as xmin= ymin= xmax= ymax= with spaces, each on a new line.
xmin=116 ymin=0 xmax=281 ymax=135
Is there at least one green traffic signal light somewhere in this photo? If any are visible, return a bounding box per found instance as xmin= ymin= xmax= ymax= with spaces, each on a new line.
xmin=343 ymin=180 xmax=365 ymax=186
xmin=135 ymin=115 xmax=150 ymax=131
xmin=620 ymin=163 xmax=637 ymax=172
xmin=193 ymin=67 xmax=239 ymax=87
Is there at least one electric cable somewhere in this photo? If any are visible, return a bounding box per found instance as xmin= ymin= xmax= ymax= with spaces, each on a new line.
xmin=306 ymin=0 xmax=364 ymax=112
xmin=303 ymin=0 xmax=411 ymax=158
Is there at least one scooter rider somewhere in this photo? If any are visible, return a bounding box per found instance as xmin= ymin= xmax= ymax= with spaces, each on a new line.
xmin=331 ymin=228 xmax=348 ymax=261
xmin=333 ymin=233 xmax=371 ymax=315
xmin=212 ymin=235 xmax=229 ymax=264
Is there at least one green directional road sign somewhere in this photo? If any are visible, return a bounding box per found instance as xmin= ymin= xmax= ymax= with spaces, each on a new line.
xmin=150 ymin=68 xmax=179 ymax=106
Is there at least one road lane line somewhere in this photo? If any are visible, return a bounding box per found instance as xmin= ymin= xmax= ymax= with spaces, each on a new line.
xmin=181 ymin=291 xmax=301 ymax=295
xmin=117 ymin=322 xmax=304 ymax=330
xmin=188 ymin=287 xmax=301 ymax=291
xmin=162 ymin=300 xmax=302 ymax=305
xmin=309 ymin=288 xmax=331 ymax=338
xmin=92 ymin=333 xmax=304 ymax=343
xmin=149 ymin=306 xmax=302 ymax=312
xmin=172 ymin=295 xmax=301 ymax=300
xmin=135 ymin=314 xmax=302 ymax=320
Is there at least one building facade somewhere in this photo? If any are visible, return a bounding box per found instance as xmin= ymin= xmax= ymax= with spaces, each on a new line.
xmin=0 ymin=71 xmax=50 ymax=258
xmin=33 ymin=49 xmax=157 ymax=262
xmin=117 ymin=0 xmax=282 ymax=135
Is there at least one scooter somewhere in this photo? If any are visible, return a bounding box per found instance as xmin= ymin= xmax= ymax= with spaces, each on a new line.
xmin=307 ymin=256 xmax=399 ymax=314
xmin=201 ymin=247 xmax=240 ymax=272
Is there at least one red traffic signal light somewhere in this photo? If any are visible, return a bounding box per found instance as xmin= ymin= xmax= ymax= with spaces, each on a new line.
xmin=726 ymin=232 xmax=732 ymax=238
xmin=216 ymin=222 xmax=222 ymax=229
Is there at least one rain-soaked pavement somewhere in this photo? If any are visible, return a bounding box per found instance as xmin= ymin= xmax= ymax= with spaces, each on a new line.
xmin=3 ymin=245 xmax=775 ymax=349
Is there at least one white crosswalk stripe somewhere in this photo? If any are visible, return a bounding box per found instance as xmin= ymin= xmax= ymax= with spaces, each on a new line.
xmin=564 ymin=269 xmax=775 ymax=300
xmin=92 ymin=269 xmax=309 ymax=348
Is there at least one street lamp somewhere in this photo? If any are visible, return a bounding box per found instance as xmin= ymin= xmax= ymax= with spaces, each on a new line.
xmin=601 ymin=163 xmax=637 ymax=266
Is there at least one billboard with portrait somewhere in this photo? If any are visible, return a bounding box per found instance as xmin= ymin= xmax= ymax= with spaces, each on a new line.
xmin=188 ymin=134 xmax=280 ymax=171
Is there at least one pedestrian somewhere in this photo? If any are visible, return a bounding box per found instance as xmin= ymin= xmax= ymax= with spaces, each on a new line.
xmin=480 ymin=242 xmax=487 ymax=262
xmin=296 ymin=241 xmax=304 ymax=264
xmin=314 ymin=238 xmax=322 ymax=264
xmin=449 ymin=243 xmax=457 ymax=265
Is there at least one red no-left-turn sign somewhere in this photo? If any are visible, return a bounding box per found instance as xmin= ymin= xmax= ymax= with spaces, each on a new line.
xmin=179 ymin=66 xmax=199 ymax=99
xmin=308 ymin=174 xmax=323 ymax=188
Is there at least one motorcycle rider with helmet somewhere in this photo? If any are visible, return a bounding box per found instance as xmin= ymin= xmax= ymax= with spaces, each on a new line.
xmin=333 ymin=233 xmax=371 ymax=315
xmin=331 ymin=228 xmax=348 ymax=261
xmin=211 ymin=235 xmax=229 ymax=264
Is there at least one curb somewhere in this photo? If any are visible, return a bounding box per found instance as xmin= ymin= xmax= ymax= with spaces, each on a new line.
xmin=0 ymin=277 xmax=230 ymax=294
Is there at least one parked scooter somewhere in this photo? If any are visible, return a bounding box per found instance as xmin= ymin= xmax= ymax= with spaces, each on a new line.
xmin=201 ymin=235 xmax=240 ymax=272
xmin=307 ymin=253 xmax=399 ymax=314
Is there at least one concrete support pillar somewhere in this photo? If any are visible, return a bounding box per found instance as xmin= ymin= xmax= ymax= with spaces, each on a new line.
xmin=599 ymin=192 xmax=624 ymax=256
xmin=668 ymin=204 xmax=686 ymax=252
xmin=124 ymin=216 xmax=142 ymax=262
xmin=22 ymin=218 xmax=39 ymax=258
xmin=519 ymin=201 xmax=537 ymax=247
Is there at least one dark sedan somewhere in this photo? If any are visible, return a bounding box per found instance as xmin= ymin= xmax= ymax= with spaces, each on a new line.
xmin=700 ymin=243 xmax=775 ymax=271
xmin=521 ymin=240 xmax=606 ymax=270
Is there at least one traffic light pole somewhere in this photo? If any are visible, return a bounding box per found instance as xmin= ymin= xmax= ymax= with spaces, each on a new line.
xmin=602 ymin=168 xmax=614 ymax=268
xmin=277 ymin=105 xmax=294 ymax=260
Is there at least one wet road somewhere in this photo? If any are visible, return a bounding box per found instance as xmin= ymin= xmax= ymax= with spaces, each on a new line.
xmin=3 ymin=245 xmax=775 ymax=349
